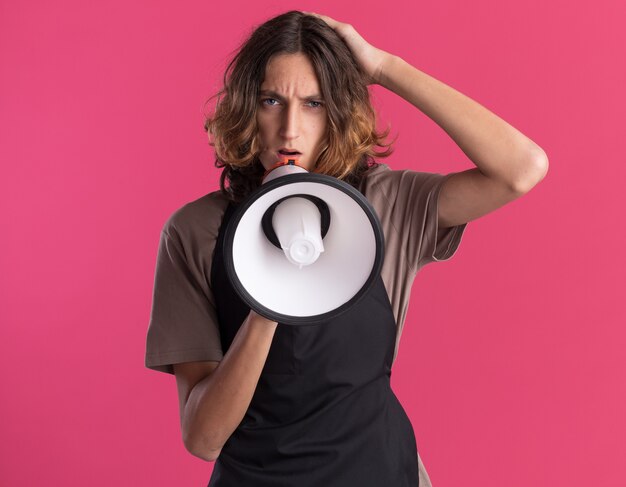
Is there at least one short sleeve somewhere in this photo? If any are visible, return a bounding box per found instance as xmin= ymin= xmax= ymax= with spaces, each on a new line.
xmin=366 ymin=168 xmax=467 ymax=272
xmin=145 ymin=217 xmax=224 ymax=375
xmin=401 ymin=171 xmax=467 ymax=270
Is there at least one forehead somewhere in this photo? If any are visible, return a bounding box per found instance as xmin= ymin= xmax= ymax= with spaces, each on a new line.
xmin=260 ymin=53 xmax=321 ymax=93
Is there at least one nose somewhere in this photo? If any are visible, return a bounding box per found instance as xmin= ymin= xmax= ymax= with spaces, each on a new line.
xmin=279 ymin=104 xmax=300 ymax=141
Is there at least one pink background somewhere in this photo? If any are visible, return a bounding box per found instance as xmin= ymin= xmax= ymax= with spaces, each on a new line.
xmin=1 ymin=0 xmax=624 ymax=485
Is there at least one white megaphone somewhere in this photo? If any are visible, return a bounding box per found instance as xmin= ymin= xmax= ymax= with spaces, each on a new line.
xmin=223 ymin=158 xmax=384 ymax=325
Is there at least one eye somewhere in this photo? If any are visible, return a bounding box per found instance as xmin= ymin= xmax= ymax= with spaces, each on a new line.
xmin=307 ymin=101 xmax=324 ymax=108
xmin=262 ymin=98 xmax=279 ymax=106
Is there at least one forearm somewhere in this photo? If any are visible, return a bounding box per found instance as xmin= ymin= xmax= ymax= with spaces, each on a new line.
xmin=379 ymin=54 xmax=548 ymax=189
xmin=182 ymin=311 xmax=277 ymax=458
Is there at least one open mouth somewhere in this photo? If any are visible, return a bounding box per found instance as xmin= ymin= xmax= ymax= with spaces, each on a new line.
xmin=278 ymin=150 xmax=301 ymax=156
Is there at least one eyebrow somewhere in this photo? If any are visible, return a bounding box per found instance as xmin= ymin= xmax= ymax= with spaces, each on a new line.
xmin=259 ymin=90 xmax=324 ymax=101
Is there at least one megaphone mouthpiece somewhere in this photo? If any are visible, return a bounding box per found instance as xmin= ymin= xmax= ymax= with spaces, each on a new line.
xmin=262 ymin=157 xmax=308 ymax=182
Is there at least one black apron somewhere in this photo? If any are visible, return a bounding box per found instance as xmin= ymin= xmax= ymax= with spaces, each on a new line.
xmin=208 ymin=202 xmax=419 ymax=486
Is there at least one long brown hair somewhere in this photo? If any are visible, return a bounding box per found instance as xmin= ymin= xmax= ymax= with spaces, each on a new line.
xmin=204 ymin=11 xmax=393 ymax=201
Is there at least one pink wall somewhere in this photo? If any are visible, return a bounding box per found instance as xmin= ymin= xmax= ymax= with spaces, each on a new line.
xmin=1 ymin=0 xmax=624 ymax=485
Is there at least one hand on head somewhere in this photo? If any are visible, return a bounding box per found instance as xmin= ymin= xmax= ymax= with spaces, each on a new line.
xmin=303 ymin=12 xmax=391 ymax=85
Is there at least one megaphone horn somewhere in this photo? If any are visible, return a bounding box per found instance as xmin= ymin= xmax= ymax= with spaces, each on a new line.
xmin=223 ymin=161 xmax=384 ymax=325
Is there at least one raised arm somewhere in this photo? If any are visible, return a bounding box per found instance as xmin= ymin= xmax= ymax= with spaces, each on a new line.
xmin=174 ymin=310 xmax=278 ymax=461
xmin=309 ymin=12 xmax=549 ymax=227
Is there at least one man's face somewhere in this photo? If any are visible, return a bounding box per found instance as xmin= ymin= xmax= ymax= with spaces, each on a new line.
xmin=256 ymin=53 xmax=328 ymax=172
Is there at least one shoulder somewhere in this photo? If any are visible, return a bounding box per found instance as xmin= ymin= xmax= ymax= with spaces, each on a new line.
xmin=162 ymin=190 xmax=230 ymax=245
xmin=359 ymin=163 xmax=447 ymax=202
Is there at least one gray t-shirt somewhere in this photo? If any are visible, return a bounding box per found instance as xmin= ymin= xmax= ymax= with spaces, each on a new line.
xmin=146 ymin=163 xmax=467 ymax=373
xmin=145 ymin=163 xmax=468 ymax=487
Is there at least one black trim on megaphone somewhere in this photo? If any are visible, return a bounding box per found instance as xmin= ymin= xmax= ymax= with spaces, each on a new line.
xmin=223 ymin=173 xmax=385 ymax=326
